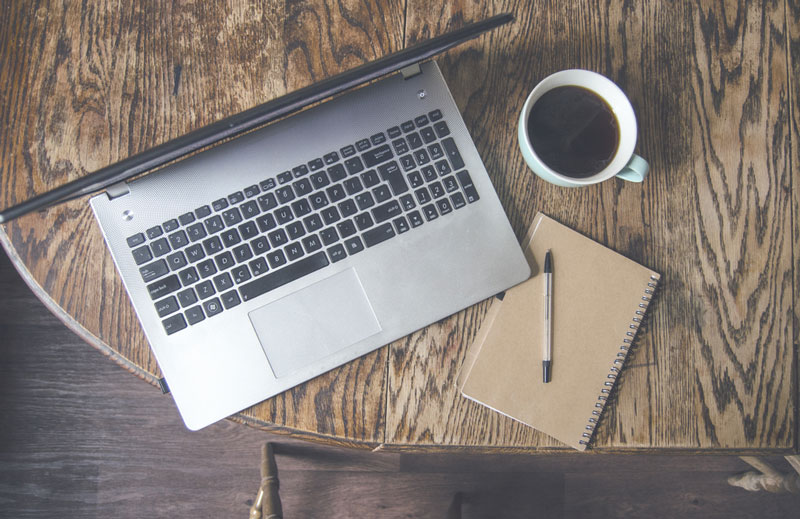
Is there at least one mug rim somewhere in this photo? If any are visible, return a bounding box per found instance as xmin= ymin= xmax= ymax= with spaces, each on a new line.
xmin=520 ymin=69 xmax=638 ymax=185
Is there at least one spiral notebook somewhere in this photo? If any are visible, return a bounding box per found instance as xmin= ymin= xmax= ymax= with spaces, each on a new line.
xmin=458 ymin=213 xmax=660 ymax=450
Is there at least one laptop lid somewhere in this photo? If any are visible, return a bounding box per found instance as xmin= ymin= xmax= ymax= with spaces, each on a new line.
xmin=0 ymin=13 xmax=513 ymax=224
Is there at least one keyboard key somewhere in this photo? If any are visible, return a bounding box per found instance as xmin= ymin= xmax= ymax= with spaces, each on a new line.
xmin=428 ymin=142 xmax=444 ymax=160
xmin=324 ymin=151 xmax=339 ymax=164
xmin=308 ymin=158 xmax=324 ymax=171
xmin=442 ymin=175 xmax=459 ymax=193
xmin=228 ymin=191 xmax=244 ymax=204
xmin=372 ymin=200 xmax=402 ymax=223
xmin=320 ymin=227 xmax=339 ymax=245
xmin=256 ymin=213 xmax=277 ymax=233
xmin=266 ymin=249 xmax=287 ymax=268
xmin=239 ymin=220 xmax=259 ymax=240
xmin=196 ymin=280 xmax=216 ymax=299
xmin=371 ymin=132 xmax=387 ymax=145
xmin=194 ymin=205 xmax=212 ymax=219
xmin=177 ymin=288 xmax=198 ymax=308
xmin=257 ymin=192 xmax=278 ymax=211
xmin=362 ymin=144 xmax=394 ymax=167
xmin=428 ymin=109 xmax=443 ymax=121
xmin=441 ymin=137 xmax=464 ymax=170
xmin=327 ymin=244 xmax=347 ymax=263
xmin=344 ymin=177 xmax=363 ymax=195
xmin=239 ymin=251 xmax=329 ymax=302
xmin=407 ymin=132 xmax=423 ymax=149
xmin=355 ymin=192 xmax=375 ymax=210
xmin=456 ymin=170 xmax=480 ymax=203
xmin=178 ymin=266 xmax=200 ymax=286
xmin=399 ymin=194 xmax=416 ymax=211
xmin=168 ymin=230 xmax=189 ymax=250
xmin=407 ymin=171 xmax=423 ymax=188
xmin=326 ymin=183 xmax=346 ymax=203
xmin=393 ymin=216 xmax=410 ymax=234
xmin=422 ymin=165 xmax=437 ymax=182
xmin=355 ymin=212 xmax=374 ymax=231
xmin=221 ymin=228 xmax=242 ymax=247
xmin=146 ymin=226 xmax=163 ymax=240
xmin=340 ymin=144 xmax=356 ymax=157
xmin=212 ymin=198 xmax=229 ymax=211
xmin=293 ymin=178 xmax=313 ymax=196
xmin=221 ymin=290 xmax=241 ymax=309
xmin=240 ymin=200 xmax=260 ymax=219
xmin=430 ymin=181 xmax=445 ymax=199
xmin=336 ymin=219 xmax=357 ymax=238
xmin=214 ymin=251 xmax=235 ymax=271
xmin=309 ymin=192 xmax=329 ymax=210
xmin=147 ymin=274 xmax=181 ymax=300
xmin=408 ymin=210 xmax=424 ymax=227
xmin=244 ymin=184 xmax=260 ymax=198
xmin=303 ymin=214 xmax=323 ymax=232
xmin=162 ymin=219 xmax=179 ymax=232
xmin=344 ymin=156 xmax=364 ymax=175
xmin=291 ymin=198 xmax=312 ymax=218
xmin=233 ymin=243 xmax=254 ymax=263
xmin=433 ymin=120 xmax=450 ymax=138
xmin=167 ymin=251 xmax=187 ymax=271
xmin=327 ymin=163 xmax=347 ymax=182
xmin=162 ymin=313 xmax=187 ymax=335
xmin=249 ymin=257 xmax=269 ymax=277
xmin=356 ymin=138 xmax=371 ymax=152
xmin=155 ymin=295 xmax=181 ymax=318
xmin=400 ymin=120 xmax=415 ymax=132
xmin=422 ymin=203 xmax=439 ymax=221
xmin=197 ymin=258 xmax=217 ymax=278
xmin=132 ymin=245 xmax=153 ymax=265
xmin=392 ymin=138 xmax=409 ymax=155
xmin=151 ymin=238 xmax=171 ymax=257
xmin=414 ymin=114 xmax=429 ymax=127
xmin=344 ymin=236 xmax=364 ymax=255
xmin=251 ymin=236 xmax=270 ymax=255
xmin=268 ymin=228 xmax=288 ymax=247
xmin=204 ymin=215 xmax=225 ymax=234
xmin=179 ymin=212 xmax=195 ymax=225
xmin=360 ymin=169 xmax=380 ymax=188
xmin=387 ymin=126 xmax=402 ymax=138
xmin=202 ymin=235 xmax=223 ymax=255
xmin=287 ymin=221 xmax=306 ymax=240
xmin=338 ymin=199 xmax=357 ymax=217
xmin=302 ymin=234 xmax=322 ymax=253
xmin=127 ymin=233 xmax=146 ymax=247
xmin=259 ymin=178 xmax=276 ymax=192
xmin=451 ymin=192 xmax=466 ymax=209
xmin=203 ymin=297 xmax=223 ymax=317
xmin=310 ymin=171 xmax=330 ymax=190
xmin=222 ymin=207 xmax=243 ymax=227
xmin=274 ymin=206 xmax=294 ymax=225
xmin=275 ymin=186 xmax=295 ymax=204
xmin=420 ymin=126 xmax=436 ymax=144
xmin=321 ymin=206 xmax=340 ymax=225
xmin=213 ymin=272 xmax=234 ymax=292
xmin=435 ymin=159 xmax=451 ymax=176
xmin=277 ymin=170 xmax=292 ymax=184
xmin=415 ymin=187 xmax=431 ymax=204
xmin=187 ymin=222 xmax=207 ymax=242
xmin=377 ymin=161 xmax=409 ymax=195
xmin=285 ymin=242 xmax=305 ymax=261
xmin=413 ymin=148 xmax=430 ymax=166
xmin=232 ymin=264 xmax=252 ymax=284
xmin=363 ymin=222 xmax=395 ymax=248
xmin=292 ymin=164 xmax=309 ymax=177
xmin=185 ymin=305 xmax=205 ymax=325
xmin=139 ymin=259 xmax=169 ymax=283
xmin=372 ymin=185 xmax=391 ymax=203
xmin=436 ymin=198 xmax=453 ymax=215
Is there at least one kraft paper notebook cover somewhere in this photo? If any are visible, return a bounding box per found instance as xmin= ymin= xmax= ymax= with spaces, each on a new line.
xmin=458 ymin=213 xmax=660 ymax=450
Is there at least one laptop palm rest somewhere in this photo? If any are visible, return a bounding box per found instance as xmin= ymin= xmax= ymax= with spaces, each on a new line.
xmin=248 ymin=268 xmax=382 ymax=378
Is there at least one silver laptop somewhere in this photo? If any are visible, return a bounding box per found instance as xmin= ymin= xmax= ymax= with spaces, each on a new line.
xmin=2 ymin=15 xmax=530 ymax=430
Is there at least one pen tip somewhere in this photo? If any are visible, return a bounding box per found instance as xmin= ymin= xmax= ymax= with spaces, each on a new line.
xmin=544 ymin=250 xmax=552 ymax=273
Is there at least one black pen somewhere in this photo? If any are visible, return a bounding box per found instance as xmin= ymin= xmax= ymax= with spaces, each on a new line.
xmin=543 ymin=250 xmax=553 ymax=383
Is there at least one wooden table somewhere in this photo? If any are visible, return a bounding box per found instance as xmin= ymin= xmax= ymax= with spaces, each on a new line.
xmin=1 ymin=0 xmax=797 ymax=453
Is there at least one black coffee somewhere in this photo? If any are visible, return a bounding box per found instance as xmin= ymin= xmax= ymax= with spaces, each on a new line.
xmin=526 ymin=85 xmax=619 ymax=178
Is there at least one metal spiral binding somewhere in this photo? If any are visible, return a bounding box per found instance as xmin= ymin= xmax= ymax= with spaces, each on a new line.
xmin=579 ymin=273 xmax=660 ymax=448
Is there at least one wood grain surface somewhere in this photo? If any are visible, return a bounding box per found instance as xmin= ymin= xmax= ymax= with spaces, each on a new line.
xmin=0 ymin=0 xmax=796 ymax=452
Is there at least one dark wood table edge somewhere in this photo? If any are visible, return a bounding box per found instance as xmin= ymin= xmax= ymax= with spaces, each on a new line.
xmin=0 ymin=226 xmax=161 ymax=388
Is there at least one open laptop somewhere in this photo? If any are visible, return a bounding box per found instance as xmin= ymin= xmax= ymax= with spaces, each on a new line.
xmin=0 ymin=14 xmax=530 ymax=430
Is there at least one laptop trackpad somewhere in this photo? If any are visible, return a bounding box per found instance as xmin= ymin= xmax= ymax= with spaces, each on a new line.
xmin=248 ymin=268 xmax=382 ymax=378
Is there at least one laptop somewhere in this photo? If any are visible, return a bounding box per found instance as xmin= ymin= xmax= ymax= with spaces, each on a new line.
xmin=0 ymin=14 xmax=530 ymax=430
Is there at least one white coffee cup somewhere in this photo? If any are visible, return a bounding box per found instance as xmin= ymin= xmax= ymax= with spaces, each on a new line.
xmin=518 ymin=69 xmax=648 ymax=187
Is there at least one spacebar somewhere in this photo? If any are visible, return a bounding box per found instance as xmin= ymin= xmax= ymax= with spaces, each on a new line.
xmin=239 ymin=252 xmax=329 ymax=302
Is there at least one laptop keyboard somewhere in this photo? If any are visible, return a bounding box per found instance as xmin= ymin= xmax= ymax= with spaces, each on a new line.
xmin=124 ymin=109 xmax=481 ymax=335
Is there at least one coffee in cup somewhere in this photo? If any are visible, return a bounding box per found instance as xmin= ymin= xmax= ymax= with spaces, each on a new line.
xmin=518 ymin=70 xmax=648 ymax=187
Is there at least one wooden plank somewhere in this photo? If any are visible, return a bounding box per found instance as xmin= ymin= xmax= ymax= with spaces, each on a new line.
xmin=787 ymin=0 xmax=800 ymax=452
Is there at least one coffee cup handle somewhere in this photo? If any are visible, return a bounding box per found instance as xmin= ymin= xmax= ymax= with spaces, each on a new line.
xmin=615 ymin=154 xmax=649 ymax=182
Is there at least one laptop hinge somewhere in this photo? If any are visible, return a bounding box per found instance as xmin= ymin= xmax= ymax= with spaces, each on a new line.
xmin=400 ymin=63 xmax=422 ymax=80
xmin=106 ymin=181 xmax=131 ymax=200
